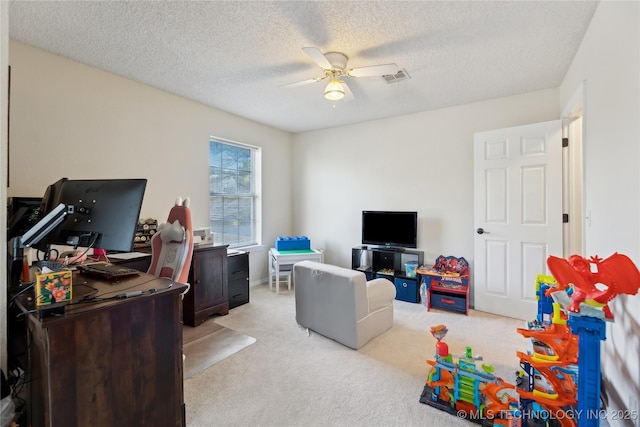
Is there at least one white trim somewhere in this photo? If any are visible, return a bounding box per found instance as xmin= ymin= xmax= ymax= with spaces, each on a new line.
xmin=561 ymin=81 xmax=585 ymax=120
xmin=561 ymin=81 xmax=586 ymax=257
xmin=210 ymin=135 xmax=260 ymax=150
xmin=1 ymin=0 xmax=9 ymax=374
xmin=234 ymin=244 xmax=265 ymax=253
xmin=209 ymin=138 xmax=262 ymax=247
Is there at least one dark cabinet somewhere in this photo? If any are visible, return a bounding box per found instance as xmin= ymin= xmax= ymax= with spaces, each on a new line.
xmin=228 ymin=251 xmax=249 ymax=309
xmin=183 ymin=244 xmax=229 ymax=326
xmin=351 ymin=246 xmax=424 ymax=303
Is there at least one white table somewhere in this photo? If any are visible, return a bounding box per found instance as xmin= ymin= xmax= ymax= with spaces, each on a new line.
xmin=268 ymin=248 xmax=324 ymax=294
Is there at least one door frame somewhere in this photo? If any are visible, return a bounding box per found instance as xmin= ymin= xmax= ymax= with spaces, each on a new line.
xmin=561 ymin=81 xmax=585 ymax=257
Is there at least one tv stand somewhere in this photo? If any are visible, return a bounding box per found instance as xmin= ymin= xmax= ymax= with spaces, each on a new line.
xmin=379 ymin=246 xmax=406 ymax=252
xmin=351 ymin=246 xmax=423 ymax=303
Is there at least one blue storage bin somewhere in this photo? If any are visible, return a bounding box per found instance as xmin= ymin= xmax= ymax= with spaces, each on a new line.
xmin=275 ymin=236 xmax=311 ymax=251
xmin=394 ymin=277 xmax=419 ymax=303
xmin=430 ymin=292 xmax=467 ymax=313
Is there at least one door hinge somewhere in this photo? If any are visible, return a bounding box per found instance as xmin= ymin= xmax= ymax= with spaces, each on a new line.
xmin=562 ymin=138 xmax=569 ymax=148
xmin=563 ymin=213 xmax=569 ymax=223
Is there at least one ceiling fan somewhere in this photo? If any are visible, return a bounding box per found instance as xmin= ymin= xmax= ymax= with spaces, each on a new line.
xmin=284 ymin=47 xmax=399 ymax=102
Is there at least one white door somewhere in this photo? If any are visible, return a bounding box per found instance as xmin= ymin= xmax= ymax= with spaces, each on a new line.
xmin=473 ymin=120 xmax=563 ymax=320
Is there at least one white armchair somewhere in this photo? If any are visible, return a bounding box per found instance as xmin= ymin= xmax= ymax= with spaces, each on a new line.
xmin=294 ymin=260 xmax=396 ymax=349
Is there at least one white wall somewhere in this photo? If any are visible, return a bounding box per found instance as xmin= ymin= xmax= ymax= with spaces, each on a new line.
xmin=560 ymin=2 xmax=640 ymax=422
xmin=7 ymin=40 xmax=294 ymax=282
xmin=292 ymin=90 xmax=560 ymax=270
xmin=1 ymin=1 xmax=9 ymax=374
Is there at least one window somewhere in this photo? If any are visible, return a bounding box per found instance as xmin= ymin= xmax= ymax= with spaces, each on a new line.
xmin=209 ymin=138 xmax=260 ymax=248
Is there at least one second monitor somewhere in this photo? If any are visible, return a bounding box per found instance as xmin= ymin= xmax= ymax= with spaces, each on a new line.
xmin=35 ymin=178 xmax=147 ymax=254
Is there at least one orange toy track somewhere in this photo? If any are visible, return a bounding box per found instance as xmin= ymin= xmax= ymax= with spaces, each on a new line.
xmin=515 ymin=364 xmax=576 ymax=406
xmin=516 ymin=323 xmax=578 ymax=365
xmin=516 ymin=323 xmax=577 ymax=427
xmin=516 ymin=357 xmax=577 ymax=427
xmin=426 ymin=360 xmax=454 ymax=403
xmin=483 ymin=382 xmax=518 ymax=415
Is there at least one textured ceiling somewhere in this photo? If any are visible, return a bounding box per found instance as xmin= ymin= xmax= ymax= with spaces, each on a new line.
xmin=8 ymin=1 xmax=598 ymax=133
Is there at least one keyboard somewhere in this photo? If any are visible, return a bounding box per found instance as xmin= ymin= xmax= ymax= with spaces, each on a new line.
xmin=76 ymin=263 xmax=140 ymax=279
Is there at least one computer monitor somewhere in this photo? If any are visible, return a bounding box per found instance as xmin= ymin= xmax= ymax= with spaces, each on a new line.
xmin=7 ymin=196 xmax=43 ymax=240
xmin=34 ymin=178 xmax=147 ymax=253
xmin=39 ymin=177 xmax=68 ymax=223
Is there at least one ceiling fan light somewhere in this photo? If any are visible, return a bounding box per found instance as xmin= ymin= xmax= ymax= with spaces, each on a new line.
xmin=324 ymin=79 xmax=345 ymax=101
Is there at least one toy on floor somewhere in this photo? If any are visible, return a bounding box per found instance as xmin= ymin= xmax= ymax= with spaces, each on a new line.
xmin=547 ymin=253 xmax=640 ymax=319
xmin=420 ymin=253 xmax=640 ymax=427
xmin=545 ymin=253 xmax=640 ymax=427
xmin=421 ymin=323 xmax=520 ymax=425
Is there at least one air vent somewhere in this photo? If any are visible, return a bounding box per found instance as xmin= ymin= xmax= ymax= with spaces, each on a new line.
xmin=382 ymin=69 xmax=410 ymax=83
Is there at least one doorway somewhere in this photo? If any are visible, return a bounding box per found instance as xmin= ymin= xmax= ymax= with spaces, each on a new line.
xmin=473 ymin=85 xmax=585 ymax=320
xmin=473 ymin=120 xmax=563 ymax=320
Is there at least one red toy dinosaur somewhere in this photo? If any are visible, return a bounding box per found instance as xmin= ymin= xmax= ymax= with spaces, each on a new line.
xmin=547 ymin=253 xmax=640 ymax=319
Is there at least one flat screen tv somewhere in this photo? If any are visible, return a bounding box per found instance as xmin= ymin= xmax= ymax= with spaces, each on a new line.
xmin=361 ymin=210 xmax=417 ymax=249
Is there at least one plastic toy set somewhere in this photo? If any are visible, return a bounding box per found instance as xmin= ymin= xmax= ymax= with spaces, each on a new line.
xmin=420 ymin=252 xmax=640 ymax=427
xmin=275 ymin=235 xmax=310 ymax=251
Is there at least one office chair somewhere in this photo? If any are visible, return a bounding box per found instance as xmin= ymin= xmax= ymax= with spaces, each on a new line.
xmin=147 ymin=197 xmax=194 ymax=293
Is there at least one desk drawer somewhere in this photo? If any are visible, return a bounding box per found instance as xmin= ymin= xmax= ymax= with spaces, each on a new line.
xmin=229 ymin=263 xmax=248 ymax=282
xmin=429 ymin=292 xmax=466 ymax=313
xmin=228 ymin=252 xmax=249 ymax=309
xmin=228 ymin=253 xmax=246 ymax=268
xmin=228 ymin=278 xmax=249 ymax=308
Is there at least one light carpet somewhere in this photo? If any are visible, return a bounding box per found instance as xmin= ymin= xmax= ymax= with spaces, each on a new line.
xmin=183 ymin=283 xmax=528 ymax=427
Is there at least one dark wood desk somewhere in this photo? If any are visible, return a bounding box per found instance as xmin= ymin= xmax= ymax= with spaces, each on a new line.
xmin=18 ymin=270 xmax=187 ymax=427
xmin=111 ymin=244 xmax=232 ymax=326
xmin=183 ymin=244 xmax=229 ymax=326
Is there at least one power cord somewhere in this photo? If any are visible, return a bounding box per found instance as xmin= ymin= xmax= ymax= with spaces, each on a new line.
xmin=8 ymin=283 xmax=35 ymax=306
xmin=65 ymin=232 xmax=99 ymax=266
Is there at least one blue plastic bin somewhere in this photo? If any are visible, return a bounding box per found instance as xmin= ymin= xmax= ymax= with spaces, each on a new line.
xmin=275 ymin=236 xmax=311 ymax=251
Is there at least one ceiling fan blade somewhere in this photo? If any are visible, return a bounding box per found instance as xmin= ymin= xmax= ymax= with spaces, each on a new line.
xmin=302 ymin=47 xmax=332 ymax=70
xmin=342 ymin=81 xmax=355 ymax=101
xmin=281 ymin=76 xmax=324 ymax=88
xmin=347 ymin=63 xmax=398 ymax=78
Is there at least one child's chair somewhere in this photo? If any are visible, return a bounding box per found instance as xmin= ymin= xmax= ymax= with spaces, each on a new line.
xmin=146 ymin=197 xmax=194 ymax=293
